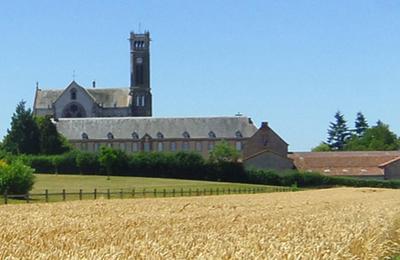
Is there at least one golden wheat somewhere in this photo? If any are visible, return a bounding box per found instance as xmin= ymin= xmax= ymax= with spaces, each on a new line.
xmin=1 ymin=188 xmax=400 ymax=259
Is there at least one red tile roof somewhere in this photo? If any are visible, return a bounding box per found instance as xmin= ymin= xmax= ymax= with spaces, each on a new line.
xmin=289 ymin=151 xmax=400 ymax=177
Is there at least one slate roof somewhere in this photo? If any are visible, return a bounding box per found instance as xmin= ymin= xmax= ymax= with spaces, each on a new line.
xmin=55 ymin=116 xmax=258 ymax=140
xmin=34 ymin=87 xmax=130 ymax=109
xmin=289 ymin=151 xmax=400 ymax=177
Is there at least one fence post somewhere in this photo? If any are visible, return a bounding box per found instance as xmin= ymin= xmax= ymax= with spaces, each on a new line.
xmin=94 ymin=189 xmax=97 ymax=200
xmin=180 ymin=188 xmax=184 ymax=197
xmin=4 ymin=190 xmax=7 ymax=205
xmin=210 ymin=188 xmax=213 ymax=195
xmin=132 ymin=188 xmax=135 ymax=198
xmin=154 ymin=189 xmax=157 ymax=197
xmin=107 ymin=189 xmax=110 ymax=200
xmin=45 ymin=189 xmax=49 ymax=203
xmin=188 ymin=188 xmax=191 ymax=196
xmin=62 ymin=189 xmax=66 ymax=201
xmin=163 ymin=189 xmax=166 ymax=197
xmin=203 ymin=188 xmax=206 ymax=196
xmin=222 ymin=188 xmax=225 ymax=195
xmin=120 ymin=189 xmax=123 ymax=199
xmin=26 ymin=193 xmax=30 ymax=203
xmin=143 ymin=188 xmax=146 ymax=198
xmin=79 ymin=189 xmax=83 ymax=200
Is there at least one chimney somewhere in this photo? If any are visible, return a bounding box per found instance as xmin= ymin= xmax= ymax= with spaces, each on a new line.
xmin=92 ymin=80 xmax=96 ymax=88
xmin=261 ymin=122 xmax=269 ymax=128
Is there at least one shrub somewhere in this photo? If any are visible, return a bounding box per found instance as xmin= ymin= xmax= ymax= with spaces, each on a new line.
xmin=0 ymin=160 xmax=35 ymax=194
xmin=76 ymin=152 xmax=100 ymax=174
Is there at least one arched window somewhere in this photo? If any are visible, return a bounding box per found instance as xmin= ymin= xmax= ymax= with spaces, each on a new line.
xmin=81 ymin=133 xmax=89 ymax=140
xmin=182 ymin=131 xmax=190 ymax=139
xmin=235 ymin=131 xmax=243 ymax=139
xmin=156 ymin=132 xmax=164 ymax=139
xmin=208 ymin=131 xmax=216 ymax=138
xmin=70 ymin=88 xmax=77 ymax=100
xmin=131 ymin=132 xmax=139 ymax=140
xmin=107 ymin=132 xmax=114 ymax=140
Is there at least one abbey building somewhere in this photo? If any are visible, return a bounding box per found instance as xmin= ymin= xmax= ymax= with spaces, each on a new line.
xmin=34 ymin=32 xmax=151 ymax=118
xmin=32 ymin=32 xmax=293 ymax=171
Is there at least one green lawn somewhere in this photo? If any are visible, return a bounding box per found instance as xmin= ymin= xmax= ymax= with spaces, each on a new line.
xmin=32 ymin=174 xmax=274 ymax=193
xmin=0 ymin=174 xmax=292 ymax=204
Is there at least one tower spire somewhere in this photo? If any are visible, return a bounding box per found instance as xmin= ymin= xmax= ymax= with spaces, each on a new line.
xmin=129 ymin=31 xmax=152 ymax=117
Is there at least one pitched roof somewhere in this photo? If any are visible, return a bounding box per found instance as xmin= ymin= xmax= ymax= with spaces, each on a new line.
xmin=34 ymin=85 xmax=130 ymax=109
xmin=55 ymin=116 xmax=258 ymax=140
xmin=289 ymin=151 xmax=400 ymax=176
xmin=87 ymin=88 xmax=130 ymax=107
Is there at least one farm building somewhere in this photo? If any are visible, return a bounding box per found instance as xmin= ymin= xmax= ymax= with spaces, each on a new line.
xmin=289 ymin=151 xmax=400 ymax=179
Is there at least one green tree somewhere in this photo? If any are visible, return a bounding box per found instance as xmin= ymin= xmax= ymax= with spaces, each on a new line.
xmin=354 ymin=112 xmax=368 ymax=137
xmin=36 ymin=116 xmax=69 ymax=154
xmin=209 ymin=140 xmax=240 ymax=163
xmin=345 ymin=122 xmax=399 ymax=151
xmin=3 ymin=101 xmax=41 ymax=154
xmin=98 ymin=146 xmax=118 ymax=180
xmin=327 ymin=111 xmax=350 ymax=150
xmin=76 ymin=151 xmax=99 ymax=174
xmin=311 ymin=142 xmax=331 ymax=152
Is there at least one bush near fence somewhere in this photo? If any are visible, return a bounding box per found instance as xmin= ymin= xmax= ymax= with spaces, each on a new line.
xmin=0 ymin=160 xmax=35 ymax=194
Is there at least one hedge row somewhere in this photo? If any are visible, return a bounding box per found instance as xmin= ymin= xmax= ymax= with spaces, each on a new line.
xmin=3 ymin=150 xmax=247 ymax=183
xmin=2 ymin=149 xmax=400 ymax=190
xmin=246 ymin=169 xmax=400 ymax=189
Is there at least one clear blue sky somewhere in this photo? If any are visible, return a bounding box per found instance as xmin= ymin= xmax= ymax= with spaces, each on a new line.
xmin=1 ymin=1 xmax=400 ymax=151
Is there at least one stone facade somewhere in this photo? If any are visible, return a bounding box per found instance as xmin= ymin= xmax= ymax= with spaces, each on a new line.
xmin=55 ymin=116 xmax=259 ymax=158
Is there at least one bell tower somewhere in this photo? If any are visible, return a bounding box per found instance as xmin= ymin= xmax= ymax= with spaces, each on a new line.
xmin=129 ymin=31 xmax=152 ymax=116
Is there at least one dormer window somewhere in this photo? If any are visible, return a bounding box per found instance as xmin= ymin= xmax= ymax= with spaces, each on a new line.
xmin=81 ymin=133 xmax=89 ymax=140
xmin=132 ymin=132 xmax=139 ymax=140
xmin=107 ymin=132 xmax=114 ymax=140
xmin=157 ymin=132 xmax=164 ymax=139
xmin=182 ymin=131 xmax=190 ymax=139
xmin=235 ymin=131 xmax=243 ymax=139
xmin=208 ymin=131 xmax=216 ymax=138
xmin=70 ymin=88 xmax=77 ymax=100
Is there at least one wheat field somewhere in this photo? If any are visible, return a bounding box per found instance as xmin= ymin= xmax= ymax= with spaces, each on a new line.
xmin=1 ymin=188 xmax=400 ymax=259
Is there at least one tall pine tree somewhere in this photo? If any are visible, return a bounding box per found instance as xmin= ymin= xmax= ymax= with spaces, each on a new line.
xmin=354 ymin=112 xmax=369 ymax=136
xmin=327 ymin=111 xmax=350 ymax=150
xmin=3 ymin=101 xmax=41 ymax=154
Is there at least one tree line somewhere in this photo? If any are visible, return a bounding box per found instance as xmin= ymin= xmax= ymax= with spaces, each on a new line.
xmin=313 ymin=111 xmax=399 ymax=151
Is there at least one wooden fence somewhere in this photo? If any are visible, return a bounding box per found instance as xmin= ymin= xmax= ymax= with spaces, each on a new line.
xmin=1 ymin=186 xmax=296 ymax=205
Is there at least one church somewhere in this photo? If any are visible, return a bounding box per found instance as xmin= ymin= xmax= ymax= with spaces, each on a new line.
xmin=33 ymin=32 xmax=293 ymax=170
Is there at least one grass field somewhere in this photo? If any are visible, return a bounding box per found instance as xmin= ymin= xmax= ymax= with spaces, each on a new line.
xmin=32 ymin=174 xmax=275 ymax=193
xmin=2 ymin=174 xmax=291 ymax=204
xmin=0 ymin=188 xmax=399 ymax=258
